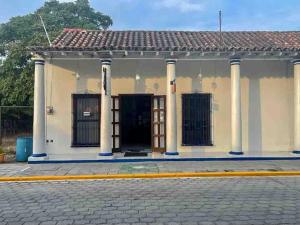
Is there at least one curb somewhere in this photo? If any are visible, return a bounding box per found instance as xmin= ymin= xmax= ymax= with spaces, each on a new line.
xmin=1 ymin=171 xmax=300 ymax=182
xmin=28 ymin=156 xmax=300 ymax=164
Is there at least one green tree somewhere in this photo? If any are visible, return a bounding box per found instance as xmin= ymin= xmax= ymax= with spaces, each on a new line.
xmin=0 ymin=0 xmax=112 ymax=106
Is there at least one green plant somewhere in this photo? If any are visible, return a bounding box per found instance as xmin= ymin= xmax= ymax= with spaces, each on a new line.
xmin=0 ymin=0 xmax=113 ymax=107
xmin=0 ymin=147 xmax=4 ymax=154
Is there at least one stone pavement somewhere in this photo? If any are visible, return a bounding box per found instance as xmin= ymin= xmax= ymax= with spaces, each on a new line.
xmin=0 ymin=160 xmax=300 ymax=177
xmin=1 ymin=176 xmax=300 ymax=225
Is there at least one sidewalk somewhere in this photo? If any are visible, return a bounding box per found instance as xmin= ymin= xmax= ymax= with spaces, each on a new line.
xmin=1 ymin=160 xmax=300 ymax=177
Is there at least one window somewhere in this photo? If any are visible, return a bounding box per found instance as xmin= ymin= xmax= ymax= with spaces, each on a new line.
xmin=72 ymin=94 xmax=100 ymax=147
xmin=182 ymin=93 xmax=212 ymax=146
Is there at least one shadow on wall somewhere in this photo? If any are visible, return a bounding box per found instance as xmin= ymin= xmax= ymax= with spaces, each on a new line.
xmin=248 ymin=78 xmax=262 ymax=154
xmin=191 ymin=74 xmax=203 ymax=93
xmin=134 ymin=74 xmax=146 ymax=93
xmin=50 ymin=59 xmax=102 ymax=94
xmin=76 ymin=73 xmax=87 ymax=93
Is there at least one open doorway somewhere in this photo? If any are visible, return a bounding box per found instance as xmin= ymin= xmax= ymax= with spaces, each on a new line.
xmin=120 ymin=94 xmax=152 ymax=152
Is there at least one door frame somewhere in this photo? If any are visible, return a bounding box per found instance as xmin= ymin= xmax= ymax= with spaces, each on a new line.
xmin=119 ymin=94 xmax=153 ymax=151
xmin=151 ymin=95 xmax=167 ymax=153
xmin=111 ymin=95 xmax=120 ymax=152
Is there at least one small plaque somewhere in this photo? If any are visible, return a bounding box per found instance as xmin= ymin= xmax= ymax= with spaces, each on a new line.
xmin=83 ymin=112 xmax=91 ymax=117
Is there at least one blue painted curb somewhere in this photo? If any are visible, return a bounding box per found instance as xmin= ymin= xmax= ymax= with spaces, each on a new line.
xmin=229 ymin=151 xmax=244 ymax=155
xmin=28 ymin=156 xmax=300 ymax=164
xmin=31 ymin=153 xmax=47 ymax=157
xmin=165 ymin=152 xmax=179 ymax=156
xmin=98 ymin=153 xmax=113 ymax=156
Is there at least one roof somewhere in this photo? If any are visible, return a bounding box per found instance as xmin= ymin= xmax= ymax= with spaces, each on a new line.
xmin=38 ymin=29 xmax=300 ymax=52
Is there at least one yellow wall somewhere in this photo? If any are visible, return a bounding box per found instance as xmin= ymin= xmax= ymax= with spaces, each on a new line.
xmin=44 ymin=58 xmax=293 ymax=155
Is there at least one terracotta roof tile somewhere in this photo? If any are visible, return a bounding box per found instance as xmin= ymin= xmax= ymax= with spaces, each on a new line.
xmin=48 ymin=29 xmax=300 ymax=51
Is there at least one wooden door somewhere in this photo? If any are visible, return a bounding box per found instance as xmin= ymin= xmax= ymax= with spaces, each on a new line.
xmin=152 ymin=95 xmax=166 ymax=152
xmin=119 ymin=94 xmax=152 ymax=150
xmin=112 ymin=96 xmax=120 ymax=152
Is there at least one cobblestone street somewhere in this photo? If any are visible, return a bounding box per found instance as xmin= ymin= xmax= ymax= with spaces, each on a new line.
xmin=1 ymin=176 xmax=300 ymax=225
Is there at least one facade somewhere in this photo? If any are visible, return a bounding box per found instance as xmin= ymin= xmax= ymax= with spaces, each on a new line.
xmin=29 ymin=30 xmax=300 ymax=161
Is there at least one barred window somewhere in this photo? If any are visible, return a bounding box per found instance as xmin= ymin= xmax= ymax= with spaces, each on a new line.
xmin=72 ymin=94 xmax=100 ymax=147
xmin=182 ymin=93 xmax=212 ymax=146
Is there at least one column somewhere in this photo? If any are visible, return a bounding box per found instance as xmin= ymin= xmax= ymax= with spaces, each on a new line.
xmin=165 ymin=59 xmax=178 ymax=155
xmin=293 ymin=59 xmax=300 ymax=154
xmin=229 ymin=58 xmax=243 ymax=155
xmin=29 ymin=57 xmax=47 ymax=161
xmin=98 ymin=59 xmax=113 ymax=157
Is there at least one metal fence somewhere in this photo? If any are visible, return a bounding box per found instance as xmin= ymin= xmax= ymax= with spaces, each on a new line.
xmin=0 ymin=106 xmax=33 ymax=150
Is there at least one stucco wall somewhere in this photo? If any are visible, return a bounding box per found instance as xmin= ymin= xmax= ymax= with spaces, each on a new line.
xmin=44 ymin=58 xmax=293 ymax=155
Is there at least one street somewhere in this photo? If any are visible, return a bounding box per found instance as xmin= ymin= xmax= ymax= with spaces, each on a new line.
xmin=1 ymin=176 xmax=300 ymax=225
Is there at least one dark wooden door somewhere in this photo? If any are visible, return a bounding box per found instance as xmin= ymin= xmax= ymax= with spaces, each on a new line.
xmin=120 ymin=95 xmax=152 ymax=150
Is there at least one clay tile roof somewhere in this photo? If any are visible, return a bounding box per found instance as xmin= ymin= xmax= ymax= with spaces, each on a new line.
xmin=44 ymin=29 xmax=300 ymax=51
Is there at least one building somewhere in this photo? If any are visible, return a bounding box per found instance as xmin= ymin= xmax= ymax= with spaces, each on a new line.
xmin=29 ymin=29 xmax=300 ymax=162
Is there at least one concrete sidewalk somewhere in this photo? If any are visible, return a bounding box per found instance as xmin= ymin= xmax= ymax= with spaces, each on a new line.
xmin=1 ymin=160 xmax=300 ymax=177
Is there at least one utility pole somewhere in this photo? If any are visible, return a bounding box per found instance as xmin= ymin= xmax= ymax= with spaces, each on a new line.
xmin=219 ymin=10 xmax=223 ymax=48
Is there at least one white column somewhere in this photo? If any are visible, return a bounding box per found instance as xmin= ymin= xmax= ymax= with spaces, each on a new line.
xmin=293 ymin=59 xmax=300 ymax=154
xmin=29 ymin=57 xmax=47 ymax=161
xmin=165 ymin=59 xmax=178 ymax=155
xmin=229 ymin=58 xmax=243 ymax=155
xmin=98 ymin=59 xmax=113 ymax=157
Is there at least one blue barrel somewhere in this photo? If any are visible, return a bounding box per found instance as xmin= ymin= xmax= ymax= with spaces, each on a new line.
xmin=16 ymin=137 xmax=33 ymax=162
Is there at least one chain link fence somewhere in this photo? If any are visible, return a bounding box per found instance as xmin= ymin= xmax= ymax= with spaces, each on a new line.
xmin=0 ymin=106 xmax=33 ymax=160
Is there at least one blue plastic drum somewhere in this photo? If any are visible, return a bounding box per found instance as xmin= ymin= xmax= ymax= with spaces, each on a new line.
xmin=16 ymin=137 xmax=33 ymax=162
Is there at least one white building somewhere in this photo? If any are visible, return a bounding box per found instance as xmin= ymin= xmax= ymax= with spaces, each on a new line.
xmin=29 ymin=29 xmax=300 ymax=162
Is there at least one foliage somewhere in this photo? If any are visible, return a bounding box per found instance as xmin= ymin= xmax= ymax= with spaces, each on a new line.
xmin=0 ymin=147 xmax=4 ymax=154
xmin=0 ymin=0 xmax=112 ymax=107
xmin=0 ymin=0 xmax=112 ymax=47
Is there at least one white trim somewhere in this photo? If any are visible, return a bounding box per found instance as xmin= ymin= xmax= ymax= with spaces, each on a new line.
xmin=35 ymin=49 xmax=299 ymax=60
xmin=45 ymin=57 xmax=293 ymax=61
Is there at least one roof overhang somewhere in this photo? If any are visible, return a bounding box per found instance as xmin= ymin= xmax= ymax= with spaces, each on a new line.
xmin=30 ymin=49 xmax=300 ymax=61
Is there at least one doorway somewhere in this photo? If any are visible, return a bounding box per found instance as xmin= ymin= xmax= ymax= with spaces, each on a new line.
xmin=120 ymin=94 xmax=152 ymax=151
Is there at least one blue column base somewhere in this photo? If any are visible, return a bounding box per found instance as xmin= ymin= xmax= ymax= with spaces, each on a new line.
xmin=31 ymin=153 xmax=47 ymax=157
xmin=98 ymin=153 xmax=113 ymax=156
xmin=229 ymin=151 xmax=244 ymax=155
xmin=165 ymin=152 xmax=179 ymax=156
xmin=292 ymin=150 xmax=300 ymax=154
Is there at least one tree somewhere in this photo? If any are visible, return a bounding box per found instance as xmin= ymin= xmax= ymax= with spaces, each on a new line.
xmin=0 ymin=0 xmax=112 ymax=137
xmin=0 ymin=0 xmax=113 ymax=106
xmin=0 ymin=0 xmax=112 ymax=46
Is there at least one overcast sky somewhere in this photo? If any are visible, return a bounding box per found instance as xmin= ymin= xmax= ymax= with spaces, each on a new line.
xmin=0 ymin=0 xmax=299 ymax=31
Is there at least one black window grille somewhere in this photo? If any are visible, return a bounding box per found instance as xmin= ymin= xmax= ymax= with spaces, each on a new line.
xmin=72 ymin=94 xmax=100 ymax=147
xmin=182 ymin=93 xmax=212 ymax=146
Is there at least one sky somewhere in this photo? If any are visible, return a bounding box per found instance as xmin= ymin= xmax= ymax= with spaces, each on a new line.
xmin=0 ymin=0 xmax=300 ymax=31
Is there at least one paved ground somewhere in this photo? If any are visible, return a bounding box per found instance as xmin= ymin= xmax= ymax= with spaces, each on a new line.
xmin=1 ymin=176 xmax=300 ymax=225
xmin=1 ymin=160 xmax=300 ymax=177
